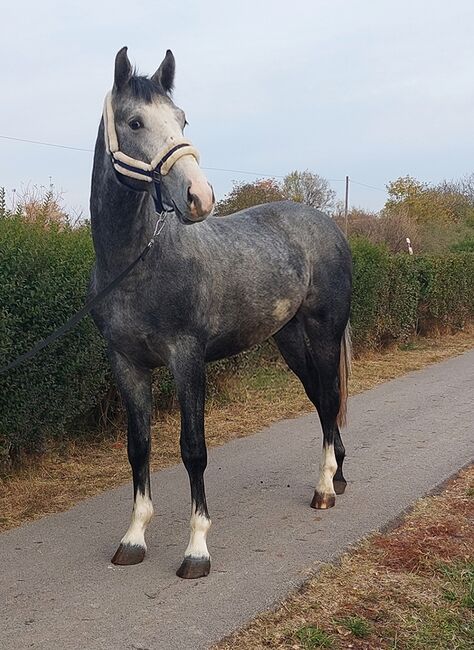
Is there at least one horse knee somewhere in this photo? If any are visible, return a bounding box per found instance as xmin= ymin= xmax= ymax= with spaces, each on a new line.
xmin=181 ymin=445 xmax=207 ymax=476
xmin=127 ymin=434 xmax=150 ymax=466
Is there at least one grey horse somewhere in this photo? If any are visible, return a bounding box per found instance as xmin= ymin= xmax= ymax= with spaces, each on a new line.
xmin=90 ymin=47 xmax=352 ymax=579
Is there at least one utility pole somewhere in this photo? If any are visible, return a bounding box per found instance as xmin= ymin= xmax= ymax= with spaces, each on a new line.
xmin=344 ymin=175 xmax=349 ymax=235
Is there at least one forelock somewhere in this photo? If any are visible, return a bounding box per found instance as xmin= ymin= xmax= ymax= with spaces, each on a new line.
xmin=127 ymin=73 xmax=166 ymax=103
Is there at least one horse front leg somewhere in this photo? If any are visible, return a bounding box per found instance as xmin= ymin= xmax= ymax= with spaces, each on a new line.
xmin=170 ymin=348 xmax=211 ymax=579
xmin=108 ymin=350 xmax=153 ymax=565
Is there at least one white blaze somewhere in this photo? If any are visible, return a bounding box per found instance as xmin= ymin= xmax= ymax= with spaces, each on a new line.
xmin=121 ymin=491 xmax=154 ymax=548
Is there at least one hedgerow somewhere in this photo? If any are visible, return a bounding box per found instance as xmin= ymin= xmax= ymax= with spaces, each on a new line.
xmin=349 ymin=238 xmax=473 ymax=347
xmin=415 ymin=253 xmax=474 ymax=333
xmin=0 ymin=219 xmax=472 ymax=465
xmin=0 ymin=217 xmax=109 ymax=465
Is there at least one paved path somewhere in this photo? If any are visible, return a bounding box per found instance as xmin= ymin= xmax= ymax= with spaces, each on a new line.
xmin=1 ymin=350 xmax=473 ymax=650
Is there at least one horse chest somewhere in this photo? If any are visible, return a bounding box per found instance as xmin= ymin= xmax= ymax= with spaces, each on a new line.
xmin=98 ymin=293 xmax=168 ymax=365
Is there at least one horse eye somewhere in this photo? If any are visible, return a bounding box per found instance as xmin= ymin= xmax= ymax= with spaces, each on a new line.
xmin=128 ymin=119 xmax=143 ymax=131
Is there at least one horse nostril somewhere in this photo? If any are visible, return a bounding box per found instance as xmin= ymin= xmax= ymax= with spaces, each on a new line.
xmin=187 ymin=186 xmax=194 ymax=206
xmin=187 ymin=183 xmax=213 ymax=219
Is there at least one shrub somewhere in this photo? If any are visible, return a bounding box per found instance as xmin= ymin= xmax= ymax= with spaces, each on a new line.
xmin=451 ymin=236 xmax=474 ymax=253
xmin=349 ymin=238 xmax=473 ymax=349
xmin=380 ymin=253 xmax=420 ymax=343
xmin=349 ymin=237 xmax=390 ymax=348
xmin=0 ymin=216 xmax=109 ymax=465
xmin=415 ymin=253 xmax=474 ymax=333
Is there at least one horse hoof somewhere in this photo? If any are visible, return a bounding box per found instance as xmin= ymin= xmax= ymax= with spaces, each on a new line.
xmin=176 ymin=557 xmax=211 ymax=579
xmin=111 ymin=543 xmax=146 ymax=565
xmin=311 ymin=491 xmax=336 ymax=509
xmin=333 ymin=479 xmax=347 ymax=495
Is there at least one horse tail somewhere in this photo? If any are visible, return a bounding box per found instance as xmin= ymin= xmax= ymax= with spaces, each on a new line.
xmin=336 ymin=321 xmax=352 ymax=428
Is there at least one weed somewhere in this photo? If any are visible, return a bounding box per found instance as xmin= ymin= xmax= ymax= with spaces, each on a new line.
xmin=400 ymin=341 xmax=419 ymax=351
xmin=405 ymin=608 xmax=473 ymax=650
xmin=339 ymin=615 xmax=371 ymax=638
xmin=439 ymin=561 xmax=474 ymax=609
xmin=442 ymin=588 xmax=458 ymax=602
xmin=295 ymin=626 xmax=333 ymax=648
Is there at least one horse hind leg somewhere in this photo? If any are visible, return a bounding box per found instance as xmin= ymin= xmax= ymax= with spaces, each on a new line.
xmin=305 ymin=315 xmax=350 ymax=509
xmin=273 ymin=317 xmax=336 ymax=508
xmin=333 ymin=429 xmax=347 ymax=495
xmin=274 ymin=315 xmax=349 ymax=509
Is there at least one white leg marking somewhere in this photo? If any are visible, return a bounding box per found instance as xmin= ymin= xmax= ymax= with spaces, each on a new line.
xmin=316 ymin=443 xmax=337 ymax=496
xmin=184 ymin=505 xmax=211 ymax=559
xmin=121 ymin=491 xmax=153 ymax=548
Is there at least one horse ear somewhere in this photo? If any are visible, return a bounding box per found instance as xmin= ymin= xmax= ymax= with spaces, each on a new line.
xmin=151 ymin=50 xmax=175 ymax=93
xmin=114 ymin=46 xmax=132 ymax=91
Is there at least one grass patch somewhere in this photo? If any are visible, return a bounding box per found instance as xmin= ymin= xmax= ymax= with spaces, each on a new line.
xmin=440 ymin=562 xmax=474 ymax=610
xmin=399 ymin=340 xmax=421 ymax=351
xmin=296 ymin=626 xmax=333 ymax=648
xmin=403 ymin=605 xmax=473 ymax=650
xmin=338 ymin=615 xmax=371 ymax=638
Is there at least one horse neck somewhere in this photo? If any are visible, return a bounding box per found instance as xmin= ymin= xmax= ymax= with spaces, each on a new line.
xmin=90 ymin=121 xmax=157 ymax=274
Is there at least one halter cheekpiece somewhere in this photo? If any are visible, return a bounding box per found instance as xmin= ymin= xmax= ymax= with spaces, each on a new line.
xmin=103 ymin=91 xmax=200 ymax=213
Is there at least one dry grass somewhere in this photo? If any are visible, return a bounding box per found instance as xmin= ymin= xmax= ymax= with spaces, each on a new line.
xmin=0 ymin=329 xmax=473 ymax=533
xmin=215 ymin=466 xmax=474 ymax=650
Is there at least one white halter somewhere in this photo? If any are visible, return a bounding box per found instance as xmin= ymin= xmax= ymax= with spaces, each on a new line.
xmin=103 ymin=92 xmax=200 ymax=183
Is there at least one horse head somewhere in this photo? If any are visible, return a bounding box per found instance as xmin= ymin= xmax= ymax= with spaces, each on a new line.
xmin=105 ymin=47 xmax=214 ymax=223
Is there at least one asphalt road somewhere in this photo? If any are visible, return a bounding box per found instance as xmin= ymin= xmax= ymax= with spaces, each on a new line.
xmin=1 ymin=350 xmax=473 ymax=650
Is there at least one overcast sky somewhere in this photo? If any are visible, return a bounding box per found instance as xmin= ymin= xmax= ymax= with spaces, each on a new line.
xmin=1 ymin=0 xmax=473 ymax=216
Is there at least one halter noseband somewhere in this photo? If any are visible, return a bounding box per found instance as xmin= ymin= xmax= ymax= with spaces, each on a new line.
xmin=103 ymin=92 xmax=200 ymax=212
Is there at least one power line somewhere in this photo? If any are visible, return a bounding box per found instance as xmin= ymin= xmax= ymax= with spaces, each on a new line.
xmin=0 ymin=134 xmax=289 ymax=178
xmin=202 ymin=166 xmax=285 ymax=179
xmin=0 ymin=134 xmax=283 ymax=178
xmin=350 ymin=179 xmax=386 ymax=192
xmin=0 ymin=133 xmax=384 ymax=191
xmin=0 ymin=134 xmax=93 ymax=153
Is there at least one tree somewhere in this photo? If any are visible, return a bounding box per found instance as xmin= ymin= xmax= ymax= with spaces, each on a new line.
xmin=385 ymin=175 xmax=427 ymax=209
xmin=384 ymin=174 xmax=474 ymax=252
xmin=332 ymin=206 xmax=418 ymax=253
xmin=459 ymin=173 xmax=474 ymax=206
xmin=215 ymin=171 xmax=337 ymax=217
xmin=282 ymin=170 xmax=336 ymax=211
xmin=385 ymin=175 xmax=474 ymax=225
xmin=20 ymin=184 xmax=69 ymax=227
xmin=0 ymin=187 xmax=6 ymax=218
xmin=215 ymin=178 xmax=285 ymax=216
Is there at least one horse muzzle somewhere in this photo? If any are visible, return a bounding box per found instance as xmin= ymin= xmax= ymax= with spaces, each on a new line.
xmin=187 ymin=181 xmax=215 ymax=221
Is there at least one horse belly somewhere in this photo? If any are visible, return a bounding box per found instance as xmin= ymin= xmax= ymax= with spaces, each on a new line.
xmin=204 ymin=294 xmax=300 ymax=361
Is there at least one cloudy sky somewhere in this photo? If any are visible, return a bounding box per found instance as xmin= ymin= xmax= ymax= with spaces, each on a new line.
xmin=1 ymin=0 xmax=473 ymax=216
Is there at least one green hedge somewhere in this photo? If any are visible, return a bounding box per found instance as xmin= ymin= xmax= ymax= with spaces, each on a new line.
xmin=0 ymin=221 xmax=473 ymax=464
xmin=350 ymin=238 xmax=474 ymax=348
xmin=415 ymin=254 xmax=474 ymax=333
xmin=0 ymin=217 xmax=109 ymax=465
